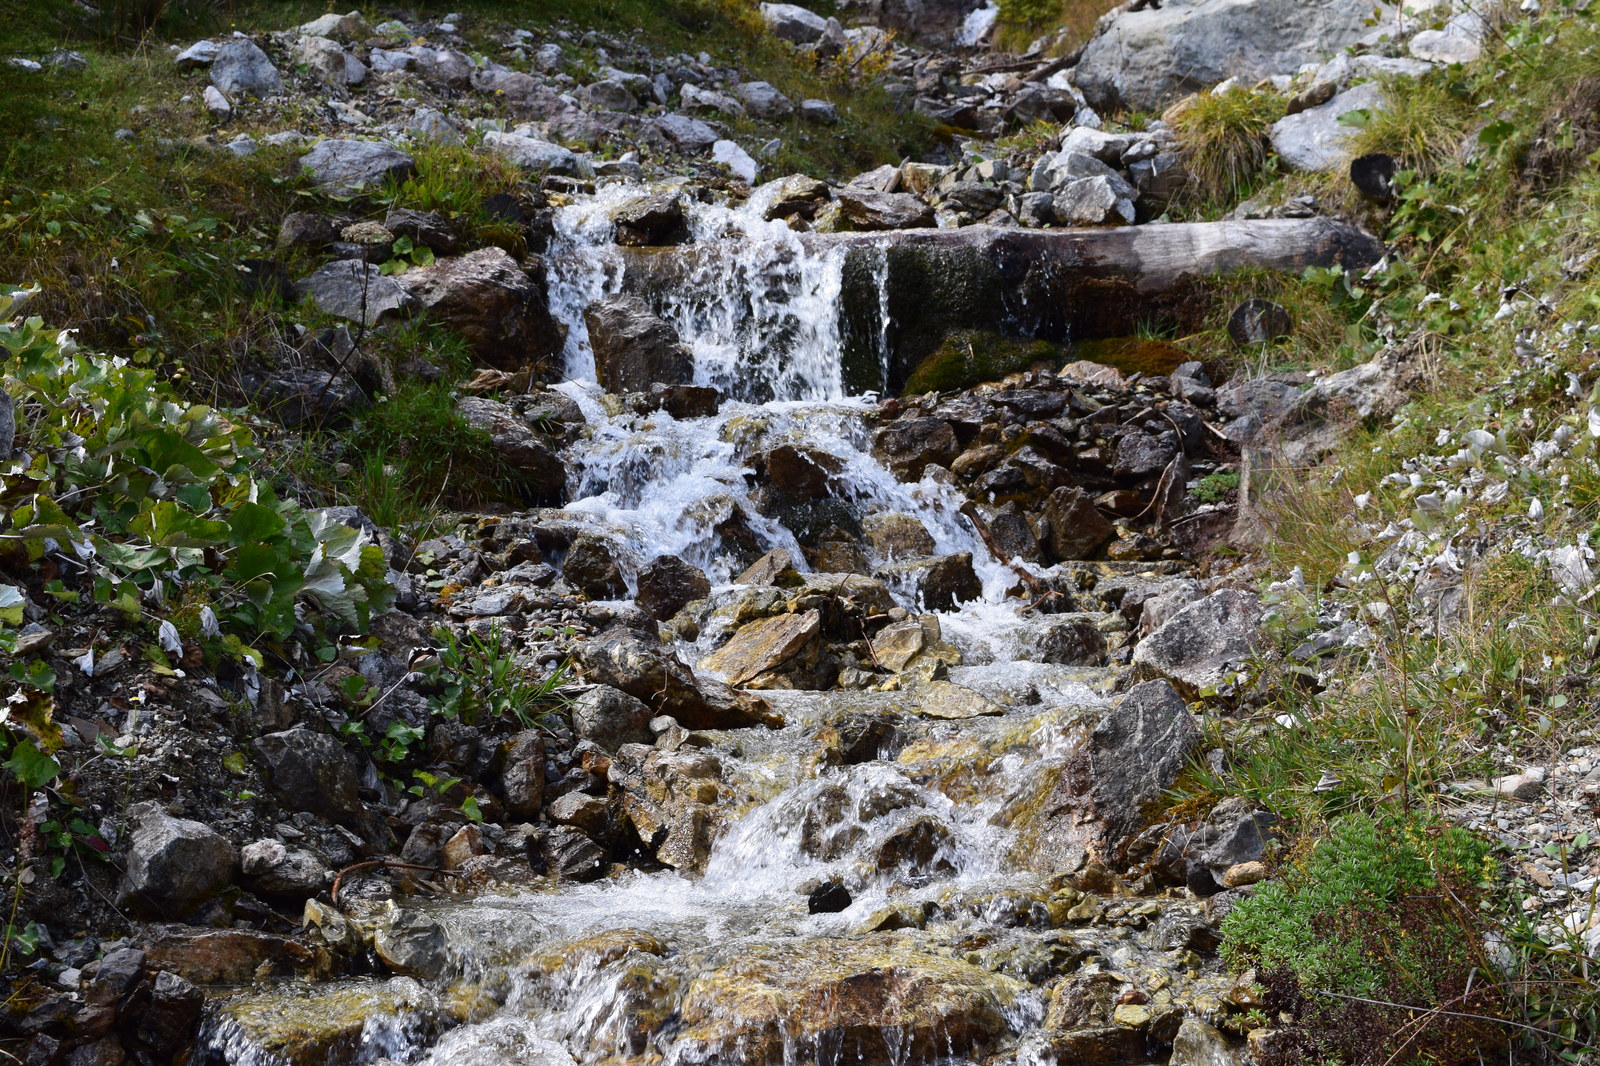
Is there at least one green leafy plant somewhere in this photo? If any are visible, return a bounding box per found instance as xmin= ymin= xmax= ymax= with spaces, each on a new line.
xmin=1223 ymin=812 xmax=1501 ymax=1065
xmin=426 ymin=625 xmax=569 ymax=731
xmin=1190 ymin=469 xmax=1241 ymax=503
xmin=379 ymin=235 xmax=436 ymax=276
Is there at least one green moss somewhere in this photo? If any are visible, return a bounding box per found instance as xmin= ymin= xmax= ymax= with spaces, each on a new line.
xmin=1067 ymin=336 xmax=1196 ymax=378
xmin=903 ymin=330 xmax=1059 ymax=394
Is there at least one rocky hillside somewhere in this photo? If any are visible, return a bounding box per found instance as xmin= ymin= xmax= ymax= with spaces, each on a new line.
xmin=3 ymin=0 xmax=1600 ymax=1064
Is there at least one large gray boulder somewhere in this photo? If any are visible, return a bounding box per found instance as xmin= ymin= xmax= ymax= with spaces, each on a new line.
xmin=482 ymin=131 xmax=578 ymax=174
xmin=584 ymin=294 xmax=694 ymax=393
xmin=1132 ymin=588 xmax=1263 ymax=697
xmin=299 ymin=140 xmax=416 ymax=196
xmin=655 ymin=113 xmax=720 ymax=152
xmin=300 ymin=260 xmax=412 ymax=326
xmin=760 ymin=2 xmax=829 ymax=43
xmin=210 ymin=38 xmax=281 ymax=97
xmin=1087 ymin=680 xmax=1201 ymax=855
xmin=1075 ymin=0 xmax=1390 ymax=113
xmin=1270 ymin=82 xmax=1385 ymax=172
xmin=117 ymin=802 xmax=236 ymax=918
xmin=400 ymin=247 xmax=565 ymax=369
xmin=735 ymin=81 xmax=794 ymax=120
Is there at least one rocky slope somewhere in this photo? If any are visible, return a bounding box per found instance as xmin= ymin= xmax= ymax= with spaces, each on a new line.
xmin=2 ymin=0 xmax=1591 ymax=1064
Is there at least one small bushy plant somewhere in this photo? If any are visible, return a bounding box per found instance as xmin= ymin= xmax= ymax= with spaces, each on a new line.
xmin=1167 ymin=87 xmax=1286 ymax=208
xmin=1224 ymin=813 xmax=1502 ymax=1065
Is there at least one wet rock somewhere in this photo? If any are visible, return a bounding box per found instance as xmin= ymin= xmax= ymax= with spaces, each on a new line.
xmin=117 ymin=802 xmax=235 ymax=919
xmin=760 ymin=2 xmax=829 ymax=43
xmin=675 ymin=939 xmax=1028 ymax=1063
xmin=374 ymin=914 xmax=448 ymax=979
xmin=875 ymin=816 xmax=955 ymax=880
xmin=563 ymin=535 xmax=627 ymax=599
xmin=483 ymin=131 xmax=578 ymax=173
xmin=139 ymin=926 xmax=328 ymax=985
xmin=207 ymin=978 xmax=441 ymax=1066
xmin=540 ymin=825 xmax=610 ymax=881
xmin=298 ymin=140 xmax=415 ymax=197
xmin=252 ymin=728 xmax=379 ymax=843
xmin=1170 ymin=1017 xmax=1245 ymax=1066
xmin=873 ymin=418 xmax=959 ymax=479
xmin=210 ymin=38 xmax=280 ymax=97
xmin=736 ymin=547 xmax=804 ymax=587
xmin=636 ymin=555 xmax=711 ymax=621
xmin=701 ymin=609 xmax=828 ymax=688
xmin=868 ymin=618 xmax=926 ymax=672
xmin=807 ymin=881 xmax=853 ymax=913
xmin=647 ymin=382 xmax=720 ymax=419
xmin=834 ymin=188 xmax=936 ymax=231
xmin=585 ymin=294 xmax=695 ymax=393
xmin=576 ymin=626 xmax=776 ymax=729
xmin=571 ymin=686 xmax=655 ymax=749
xmin=862 ymin=512 xmax=936 ymax=561
xmin=916 ymin=680 xmax=1004 ymax=720
xmin=609 ymin=192 xmax=689 ymax=247
xmin=758 ymin=444 xmax=842 ymax=500
xmin=880 ymin=552 xmax=981 ymax=611
xmin=1132 ymin=589 xmax=1263 ymax=698
xmin=455 ymin=397 xmax=567 ymax=502
xmin=127 ymin=970 xmax=204 ymax=1060
xmin=299 ymin=260 xmax=410 ymax=326
xmin=1029 ymin=616 xmax=1109 ymax=666
xmin=401 ymin=247 xmax=565 ymax=369
xmin=1043 ymin=486 xmax=1115 ymax=562
xmin=240 ymin=839 xmax=330 ymax=898
xmin=500 ymin=729 xmax=546 ymax=819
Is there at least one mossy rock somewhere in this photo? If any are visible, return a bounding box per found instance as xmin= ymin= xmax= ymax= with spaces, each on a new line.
xmin=1067 ymin=337 xmax=1198 ymax=379
xmin=903 ymin=329 xmax=1061 ymax=394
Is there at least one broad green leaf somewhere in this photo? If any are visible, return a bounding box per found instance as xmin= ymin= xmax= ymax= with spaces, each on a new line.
xmin=4 ymin=737 xmax=59 ymax=789
xmin=228 ymin=501 xmax=287 ymax=545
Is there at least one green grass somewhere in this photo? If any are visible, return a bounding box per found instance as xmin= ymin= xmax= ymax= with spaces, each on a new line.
xmin=1166 ymin=86 xmax=1287 ymax=211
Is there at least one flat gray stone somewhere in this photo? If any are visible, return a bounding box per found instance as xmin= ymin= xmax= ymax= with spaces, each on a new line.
xmin=299 ymin=139 xmax=416 ymax=195
xmin=300 ymin=260 xmax=411 ymax=325
xmin=482 ymin=130 xmax=578 ymax=173
xmin=209 ymin=38 xmax=281 ymax=98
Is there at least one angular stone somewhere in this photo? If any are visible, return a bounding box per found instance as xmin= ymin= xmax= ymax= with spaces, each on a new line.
xmin=1270 ymin=82 xmax=1384 ymax=173
xmin=239 ymin=839 xmax=329 ymax=898
xmin=401 ymin=247 xmax=565 ymax=368
xmin=734 ymin=81 xmax=793 ymax=119
xmin=879 ymin=552 xmax=981 ymax=612
xmin=655 ymin=113 xmax=719 ymax=151
xmin=252 ymin=728 xmax=377 ymax=838
xmin=299 ymin=140 xmax=415 ymax=196
xmin=760 ymin=2 xmax=829 ymax=43
xmin=701 ymin=610 xmax=822 ymax=686
xmin=916 ymin=680 xmax=1003 ymax=720
xmin=576 ymin=626 xmax=777 ymax=730
xmin=500 ymin=729 xmax=546 ymax=819
xmin=608 ymin=192 xmax=688 ymax=247
xmin=455 ymin=397 xmax=567 ymax=502
xmin=585 ymin=294 xmax=694 ymax=393
xmin=636 ymin=555 xmax=711 ymax=620
xmin=1043 ymin=486 xmax=1115 ymax=562
xmin=117 ymin=803 xmax=235 ymax=919
xmin=210 ymin=38 xmax=280 ymax=97
xmin=299 ymin=260 xmax=410 ymax=326
xmin=872 ymin=418 xmax=959 ymax=479
xmin=483 ymin=131 xmax=578 ymax=173
xmin=1132 ymin=589 xmax=1263 ymax=698
xmin=835 ymin=188 xmax=936 ymax=231
xmin=862 ymin=512 xmax=935 ymax=561
xmin=140 ymin=927 xmax=327 ymax=984
xmin=571 ymin=686 xmax=655 ymax=749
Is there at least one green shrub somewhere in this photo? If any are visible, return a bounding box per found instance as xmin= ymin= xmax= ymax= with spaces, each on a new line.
xmin=1223 ymin=812 xmax=1503 ymax=1065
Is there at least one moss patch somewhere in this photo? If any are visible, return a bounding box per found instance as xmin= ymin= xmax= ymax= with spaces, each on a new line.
xmin=903 ymin=330 xmax=1060 ymax=394
xmin=1067 ymin=336 xmax=1197 ymax=378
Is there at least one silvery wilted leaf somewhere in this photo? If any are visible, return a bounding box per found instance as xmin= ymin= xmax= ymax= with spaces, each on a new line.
xmin=157 ymin=619 xmax=182 ymax=656
xmin=1313 ymin=770 xmax=1343 ymax=792
xmin=73 ymin=648 xmax=95 ymax=677
xmin=199 ymin=606 xmax=220 ymax=639
xmin=1529 ymin=498 xmax=1545 ymax=521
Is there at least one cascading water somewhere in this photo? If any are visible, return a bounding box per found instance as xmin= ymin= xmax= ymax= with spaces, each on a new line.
xmin=537 ymin=185 xmax=1015 ymax=598
xmin=195 ymin=181 xmax=1226 ymax=1066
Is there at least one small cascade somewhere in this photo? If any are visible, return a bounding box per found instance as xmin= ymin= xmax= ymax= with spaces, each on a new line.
xmin=193 ymin=177 xmax=1229 ymax=1066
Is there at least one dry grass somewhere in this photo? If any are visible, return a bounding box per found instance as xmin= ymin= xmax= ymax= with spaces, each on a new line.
xmin=1166 ymin=87 xmax=1287 ymax=208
